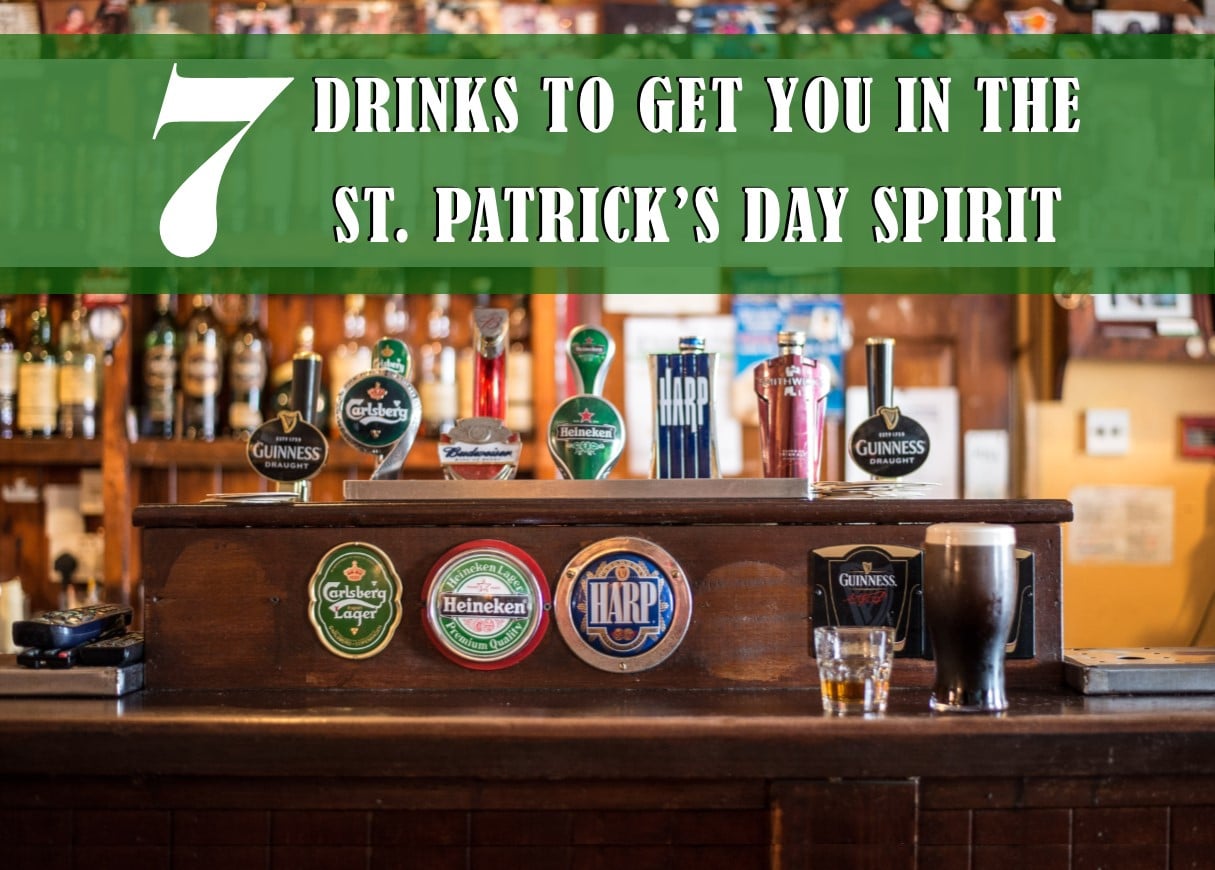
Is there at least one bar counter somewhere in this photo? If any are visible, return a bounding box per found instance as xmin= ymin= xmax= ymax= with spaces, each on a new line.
xmin=2 ymin=687 xmax=1215 ymax=868
xmin=16 ymin=495 xmax=1214 ymax=868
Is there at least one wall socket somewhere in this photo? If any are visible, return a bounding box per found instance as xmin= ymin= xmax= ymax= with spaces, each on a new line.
xmin=1085 ymin=408 xmax=1131 ymax=457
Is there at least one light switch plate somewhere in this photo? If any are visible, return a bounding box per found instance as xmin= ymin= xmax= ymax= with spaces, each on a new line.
xmin=1084 ymin=408 xmax=1131 ymax=456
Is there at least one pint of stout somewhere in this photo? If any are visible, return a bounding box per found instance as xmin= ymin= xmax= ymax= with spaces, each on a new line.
xmin=924 ymin=523 xmax=1017 ymax=713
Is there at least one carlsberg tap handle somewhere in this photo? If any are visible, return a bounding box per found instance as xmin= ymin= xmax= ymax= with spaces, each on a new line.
xmin=865 ymin=337 xmax=895 ymax=416
xmin=566 ymin=325 xmax=614 ymax=397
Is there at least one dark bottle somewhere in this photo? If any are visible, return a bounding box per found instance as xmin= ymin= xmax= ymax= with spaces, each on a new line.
xmin=0 ymin=295 xmax=17 ymax=438
xmin=227 ymin=294 xmax=268 ymax=437
xmin=505 ymin=293 xmax=534 ymax=435
xmin=142 ymin=291 xmax=179 ymax=439
xmin=419 ymin=288 xmax=457 ymax=437
xmin=17 ymin=290 xmax=58 ymax=438
xmin=181 ymin=294 xmax=223 ymax=441
xmin=57 ymin=295 xmax=98 ymax=440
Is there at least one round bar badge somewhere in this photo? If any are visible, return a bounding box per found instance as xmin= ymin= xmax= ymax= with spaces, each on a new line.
xmin=422 ymin=541 xmax=549 ymax=670
xmin=555 ymin=537 xmax=692 ymax=673
xmin=308 ymin=542 xmax=403 ymax=660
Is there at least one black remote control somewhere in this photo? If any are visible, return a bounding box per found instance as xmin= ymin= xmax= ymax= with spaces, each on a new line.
xmin=16 ymin=647 xmax=79 ymax=669
xmin=78 ymin=631 xmax=145 ymax=667
xmin=11 ymin=604 xmax=133 ymax=650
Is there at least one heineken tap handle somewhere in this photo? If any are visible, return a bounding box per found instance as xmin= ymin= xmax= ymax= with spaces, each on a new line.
xmin=865 ymin=337 xmax=895 ymax=415
xmin=292 ymin=351 xmax=323 ymax=426
xmin=567 ymin=325 xmax=615 ymax=396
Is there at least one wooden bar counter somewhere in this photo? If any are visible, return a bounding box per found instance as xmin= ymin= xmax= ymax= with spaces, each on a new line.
xmin=4 ymin=496 xmax=1213 ymax=868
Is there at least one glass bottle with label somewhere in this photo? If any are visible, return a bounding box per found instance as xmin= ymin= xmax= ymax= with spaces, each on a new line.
xmin=17 ymin=289 xmax=58 ymax=438
xmin=505 ymin=293 xmax=534 ymax=435
xmin=142 ymin=290 xmax=178 ymax=439
xmin=58 ymin=295 xmax=98 ymax=440
xmin=419 ymin=287 xmax=458 ymax=437
xmin=227 ymin=294 xmax=268 ymax=438
xmin=328 ymin=294 xmax=372 ymax=402
xmin=0 ymin=295 xmax=18 ymax=439
xmin=181 ymin=293 xmax=224 ymax=441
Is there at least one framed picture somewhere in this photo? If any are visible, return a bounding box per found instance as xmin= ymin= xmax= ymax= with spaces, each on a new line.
xmin=1091 ymin=269 xmax=1194 ymax=323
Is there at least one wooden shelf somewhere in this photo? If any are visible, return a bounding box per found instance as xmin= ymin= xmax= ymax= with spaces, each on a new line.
xmin=0 ymin=436 xmax=103 ymax=466
xmin=129 ymin=434 xmax=537 ymax=474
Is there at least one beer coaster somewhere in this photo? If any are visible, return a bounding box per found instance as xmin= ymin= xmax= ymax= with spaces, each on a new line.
xmin=421 ymin=541 xmax=549 ymax=670
xmin=555 ymin=536 xmax=692 ymax=673
xmin=203 ymin=491 xmax=299 ymax=504
xmin=307 ymin=542 xmax=403 ymax=660
xmin=811 ymin=481 xmax=938 ymax=499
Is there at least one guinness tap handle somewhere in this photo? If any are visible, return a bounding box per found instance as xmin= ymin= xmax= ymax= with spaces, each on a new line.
xmin=292 ymin=351 xmax=323 ymax=426
xmin=866 ymin=337 xmax=895 ymax=415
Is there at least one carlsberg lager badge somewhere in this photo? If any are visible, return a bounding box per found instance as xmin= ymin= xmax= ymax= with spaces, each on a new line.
xmin=308 ymin=542 xmax=403 ymax=659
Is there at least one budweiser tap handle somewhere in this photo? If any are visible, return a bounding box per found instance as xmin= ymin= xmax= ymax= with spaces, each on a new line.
xmin=865 ymin=337 xmax=895 ymax=415
xmin=292 ymin=351 xmax=323 ymax=427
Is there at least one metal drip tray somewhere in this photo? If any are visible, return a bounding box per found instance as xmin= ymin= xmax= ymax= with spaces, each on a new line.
xmin=1065 ymin=648 xmax=1215 ymax=695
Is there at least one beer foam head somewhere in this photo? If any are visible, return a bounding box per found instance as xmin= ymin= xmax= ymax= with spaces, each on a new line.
xmin=924 ymin=523 xmax=1015 ymax=548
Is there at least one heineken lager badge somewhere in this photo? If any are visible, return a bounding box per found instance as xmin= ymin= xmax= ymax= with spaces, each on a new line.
xmin=811 ymin=544 xmax=925 ymax=658
xmin=336 ymin=338 xmax=421 ymax=480
xmin=308 ymin=542 xmax=403 ymax=659
xmin=422 ymin=540 xmax=549 ymax=670
xmin=439 ymin=417 xmax=521 ymax=480
xmin=555 ymin=537 xmax=692 ymax=673
xmin=547 ymin=325 xmax=625 ymax=480
xmin=246 ymin=411 xmax=329 ymax=484
xmin=650 ymin=336 xmax=719 ymax=479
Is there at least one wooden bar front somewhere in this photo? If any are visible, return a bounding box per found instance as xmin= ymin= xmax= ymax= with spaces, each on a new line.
xmin=27 ymin=497 xmax=1215 ymax=870
xmin=135 ymin=497 xmax=1069 ymax=692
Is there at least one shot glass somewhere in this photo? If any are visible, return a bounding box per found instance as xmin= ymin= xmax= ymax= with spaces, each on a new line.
xmin=813 ymin=625 xmax=895 ymax=715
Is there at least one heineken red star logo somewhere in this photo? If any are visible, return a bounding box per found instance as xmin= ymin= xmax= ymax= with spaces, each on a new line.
xmin=579 ymin=409 xmax=595 ymax=423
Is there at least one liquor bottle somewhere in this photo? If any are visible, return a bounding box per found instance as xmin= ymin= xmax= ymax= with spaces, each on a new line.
xmin=753 ymin=330 xmax=831 ymax=480
xmin=270 ymin=324 xmax=331 ymax=431
xmin=16 ymin=290 xmax=58 ymax=438
xmin=141 ymin=291 xmax=178 ymax=439
xmin=328 ymin=294 xmax=372 ymax=400
xmin=227 ymin=294 xmax=268 ymax=438
xmin=57 ymin=295 xmax=98 ymax=440
xmin=181 ymin=294 xmax=224 ymax=441
xmin=505 ymin=293 xmax=534 ymax=435
xmin=418 ymin=288 xmax=458 ymax=437
xmin=0 ymin=296 xmax=18 ymax=439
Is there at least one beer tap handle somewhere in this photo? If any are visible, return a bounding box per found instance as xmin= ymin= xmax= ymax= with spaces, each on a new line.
xmin=567 ymin=325 xmax=615 ymax=396
xmin=865 ymin=337 xmax=895 ymax=415
xmin=291 ymin=351 xmax=323 ymax=427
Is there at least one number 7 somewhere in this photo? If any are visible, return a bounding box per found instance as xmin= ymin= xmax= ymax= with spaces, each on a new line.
xmin=153 ymin=63 xmax=294 ymax=258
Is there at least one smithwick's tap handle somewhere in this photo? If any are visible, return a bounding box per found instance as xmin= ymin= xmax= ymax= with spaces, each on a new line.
xmin=567 ymin=325 xmax=615 ymax=396
xmin=866 ymin=337 xmax=895 ymax=415
xmin=291 ymin=351 xmax=323 ymax=426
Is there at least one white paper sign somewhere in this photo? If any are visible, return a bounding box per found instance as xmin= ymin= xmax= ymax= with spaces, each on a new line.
xmin=844 ymin=386 xmax=959 ymax=498
xmin=1069 ymin=485 xmax=1174 ymax=564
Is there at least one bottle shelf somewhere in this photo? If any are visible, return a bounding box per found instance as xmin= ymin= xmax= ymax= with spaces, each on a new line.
xmin=0 ymin=436 xmax=103 ymax=466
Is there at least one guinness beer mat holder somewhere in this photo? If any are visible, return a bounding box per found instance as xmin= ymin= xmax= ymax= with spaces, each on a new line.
xmin=555 ymin=537 xmax=692 ymax=673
